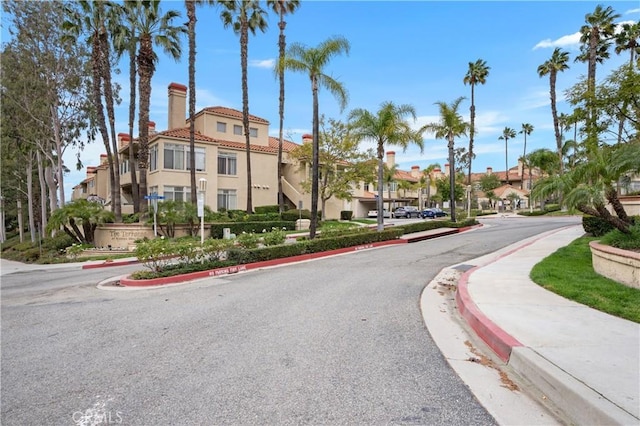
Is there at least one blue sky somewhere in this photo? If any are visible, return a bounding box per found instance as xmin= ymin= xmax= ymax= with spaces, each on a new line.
xmin=38 ymin=1 xmax=640 ymax=199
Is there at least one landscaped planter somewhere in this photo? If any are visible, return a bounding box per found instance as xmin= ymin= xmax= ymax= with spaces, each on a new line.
xmin=589 ymin=241 xmax=640 ymax=289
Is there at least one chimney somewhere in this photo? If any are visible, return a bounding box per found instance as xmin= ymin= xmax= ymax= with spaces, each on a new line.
xmin=386 ymin=151 xmax=395 ymax=168
xmin=100 ymin=154 xmax=108 ymax=166
xmin=302 ymin=134 xmax=313 ymax=144
xmin=486 ymin=166 xmax=493 ymax=175
xmin=411 ymin=165 xmax=420 ymax=178
xmin=149 ymin=121 xmax=156 ymax=135
xmin=444 ymin=163 xmax=450 ymax=176
xmin=433 ymin=167 xmax=441 ymax=178
xmin=118 ymin=132 xmax=130 ymax=149
xmin=168 ymin=82 xmax=187 ymax=130
xmin=518 ymin=159 xmax=524 ymax=177
xmin=87 ymin=166 xmax=97 ymax=177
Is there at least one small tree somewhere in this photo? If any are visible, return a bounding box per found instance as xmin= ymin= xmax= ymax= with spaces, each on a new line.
xmin=46 ymin=199 xmax=114 ymax=245
xmin=288 ymin=117 xmax=375 ymax=219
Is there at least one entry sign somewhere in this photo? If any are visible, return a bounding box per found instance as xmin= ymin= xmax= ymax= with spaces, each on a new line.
xmin=197 ymin=192 xmax=204 ymax=217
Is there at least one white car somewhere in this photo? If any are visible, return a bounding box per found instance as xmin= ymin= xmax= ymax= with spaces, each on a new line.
xmin=367 ymin=209 xmax=392 ymax=218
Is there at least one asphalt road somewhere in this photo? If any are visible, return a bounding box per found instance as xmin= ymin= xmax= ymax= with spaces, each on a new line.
xmin=1 ymin=216 xmax=581 ymax=425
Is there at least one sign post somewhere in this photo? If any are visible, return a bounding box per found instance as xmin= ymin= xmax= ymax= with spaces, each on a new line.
xmin=144 ymin=193 xmax=165 ymax=237
xmin=198 ymin=178 xmax=207 ymax=245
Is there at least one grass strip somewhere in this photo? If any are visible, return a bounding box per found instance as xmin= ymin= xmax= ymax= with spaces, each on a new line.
xmin=530 ymin=236 xmax=640 ymax=323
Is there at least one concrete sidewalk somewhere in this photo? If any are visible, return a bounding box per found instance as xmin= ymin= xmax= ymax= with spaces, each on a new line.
xmin=455 ymin=225 xmax=640 ymax=425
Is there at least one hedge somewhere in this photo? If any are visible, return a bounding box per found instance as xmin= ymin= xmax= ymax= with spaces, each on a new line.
xmin=227 ymin=227 xmax=403 ymax=264
xmin=210 ymin=221 xmax=297 ymax=238
xmin=582 ymin=215 xmax=615 ymax=237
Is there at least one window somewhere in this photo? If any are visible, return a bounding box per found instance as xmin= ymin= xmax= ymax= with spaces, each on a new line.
xmin=150 ymin=145 xmax=158 ymax=171
xmin=218 ymin=189 xmax=237 ymax=210
xmin=218 ymin=152 xmax=237 ymax=175
xmin=249 ymin=127 xmax=258 ymax=137
xmin=217 ymin=121 xmax=227 ymax=133
xmin=163 ymin=186 xmax=190 ymax=202
xmin=164 ymin=143 xmax=185 ymax=170
xmin=383 ymin=182 xmax=398 ymax=192
xmin=364 ymin=183 xmax=370 ymax=192
xmin=163 ymin=143 xmax=205 ymax=171
xmin=120 ymin=159 xmax=130 ymax=175
xmin=233 ymin=125 xmax=243 ymax=135
xmin=187 ymin=147 xmax=206 ymax=171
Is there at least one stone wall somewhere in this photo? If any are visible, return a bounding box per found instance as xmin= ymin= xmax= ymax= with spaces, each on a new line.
xmin=95 ymin=224 xmax=212 ymax=250
xmin=589 ymin=241 xmax=640 ymax=289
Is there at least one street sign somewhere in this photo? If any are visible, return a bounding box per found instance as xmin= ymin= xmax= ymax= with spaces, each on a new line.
xmin=144 ymin=194 xmax=165 ymax=200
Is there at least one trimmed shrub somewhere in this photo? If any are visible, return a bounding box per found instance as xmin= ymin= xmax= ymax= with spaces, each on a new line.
xmin=600 ymin=222 xmax=640 ymax=250
xmin=545 ymin=204 xmax=561 ymax=213
xmin=281 ymin=209 xmax=311 ymax=221
xmin=255 ymin=205 xmax=280 ymax=214
xmin=340 ymin=210 xmax=353 ymax=220
xmin=582 ymin=215 xmax=615 ymax=237
xmin=42 ymin=233 xmax=76 ymax=251
xmin=210 ymin=221 xmax=296 ymax=238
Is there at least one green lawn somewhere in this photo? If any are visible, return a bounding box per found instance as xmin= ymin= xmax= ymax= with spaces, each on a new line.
xmin=530 ymin=236 xmax=640 ymax=323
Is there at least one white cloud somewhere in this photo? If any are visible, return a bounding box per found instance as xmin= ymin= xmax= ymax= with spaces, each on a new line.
xmin=533 ymin=32 xmax=581 ymax=50
xmin=249 ymin=59 xmax=275 ymax=69
xmin=520 ymin=89 xmax=551 ymax=110
xmin=624 ymin=8 xmax=640 ymax=15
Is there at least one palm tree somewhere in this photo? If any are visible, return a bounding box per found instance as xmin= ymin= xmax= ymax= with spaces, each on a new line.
xmin=499 ymin=127 xmax=516 ymax=185
xmin=112 ymin=1 xmax=140 ymax=213
xmin=577 ymin=4 xmax=620 ymax=152
xmin=382 ymin=163 xmax=398 ymax=211
xmin=422 ymin=97 xmax=469 ymax=222
xmin=219 ymin=0 xmax=268 ymax=214
xmin=578 ymin=5 xmax=620 ymax=93
xmin=463 ymin=59 xmax=490 ymax=185
xmin=63 ymin=0 xmax=122 ymax=222
xmin=519 ymin=123 xmax=534 ymax=189
xmin=267 ymin=0 xmax=300 ymax=214
xmin=613 ymin=21 xmax=639 ymax=144
xmin=538 ymin=48 xmax=570 ymax=175
xmin=349 ymin=102 xmax=424 ymax=230
xmin=532 ymin=143 xmax=639 ymax=233
xmin=421 ymin=163 xmax=440 ymax=208
xmin=131 ymin=1 xmax=185 ymax=216
xmin=282 ymin=36 xmax=350 ymax=238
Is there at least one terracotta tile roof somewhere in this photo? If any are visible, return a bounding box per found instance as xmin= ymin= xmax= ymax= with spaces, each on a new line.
xmin=159 ymin=128 xmax=218 ymax=142
xmin=201 ymin=106 xmax=269 ymax=124
xmin=395 ymin=169 xmax=419 ymax=182
xmin=268 ymin=136 xmax=300 ymax=152
xmin=493 ymin=184 xmax=529 ymax=198
xmin=362 ymin=190 xmax=377 ymax=199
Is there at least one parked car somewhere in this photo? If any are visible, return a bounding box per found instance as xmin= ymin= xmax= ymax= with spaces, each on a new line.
xmin=367 ymin=209 xmax=391 ymax=218
xmin=421 ymin=208 xmax=447 ymax=219
xmin=393 ymin=206 xmax=420 ymax=218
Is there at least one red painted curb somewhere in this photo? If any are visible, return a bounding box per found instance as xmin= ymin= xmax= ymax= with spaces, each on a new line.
xmin=455 ymin=225 xmax=575 ymax=362
xmin=456 ymin=268 xmax=523 ymax=362
xmin=120 ymin=238 xmax=408 ymax=287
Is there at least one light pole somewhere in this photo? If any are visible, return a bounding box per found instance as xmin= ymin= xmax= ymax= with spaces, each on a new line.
xmin=198 ymin=178 xmax=207 ymax=245
xmin=466 ymin=185 xmax=472 ymax=218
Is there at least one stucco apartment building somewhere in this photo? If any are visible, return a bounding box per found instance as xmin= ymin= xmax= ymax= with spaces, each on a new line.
xmin=72 ymin=83 xmax=354 ymax=218
xmin=72 ymin=82 xmax=448 ymax=218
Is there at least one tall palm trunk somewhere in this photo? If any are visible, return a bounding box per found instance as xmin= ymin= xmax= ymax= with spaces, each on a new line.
xmin=310 ymin=76 xmax=320 ymax=238
xmin=277 ymin=11 xmax=286 ymax=213
xmin=99 ymin=29 xmax=122 ymax=222
xmin=240 ymin=21 xmax=253 ymax=213
xmin=187 ymin=0 xmax=197 ymax=204
xmin=468 ymin=84 xmax=475 ymax=185
xmin=549 ymin=70 xmax=563 ymax=175
xmin=128 ymin=34 xmax=139 ymax=214
xmin=376 ymin=144 xmax=384 ymax=232
xmin=137 ymin=34 xmax=154 ymax=216
xmin=90 ymin=35 xmax=116 ymax=214
xmin=504 ymin=136 xmax=509 ymax=185
xmin=448 ymin=136 xmax=456 ymax=222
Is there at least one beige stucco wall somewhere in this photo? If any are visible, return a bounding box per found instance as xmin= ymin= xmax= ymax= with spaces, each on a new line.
xmin=95 ymin=223 xmax=213 ymax=249
xmin=590 ymin=241 xmax=640 ymax=289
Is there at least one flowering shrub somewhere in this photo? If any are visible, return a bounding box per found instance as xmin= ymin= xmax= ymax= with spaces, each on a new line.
xmin=262 ymin=227 xmax=286 ymax=246
xmin=134 ymin=237 xmax=172 ymax=272
xmin=65 ymin=243 xmax=88 ymax=260
xmin=235 ymin=232 xmax=261 ymax=249
xmin=201 ymin=238 xmax=234 ymax=262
